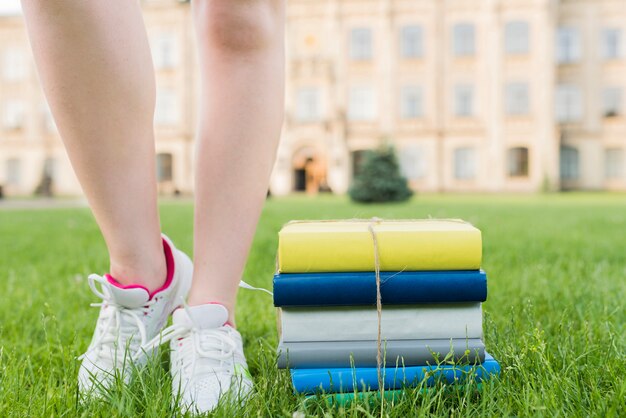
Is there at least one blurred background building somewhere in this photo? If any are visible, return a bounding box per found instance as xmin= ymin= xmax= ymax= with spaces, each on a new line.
xmin=0 ymin=0 xmax=624 ymax=197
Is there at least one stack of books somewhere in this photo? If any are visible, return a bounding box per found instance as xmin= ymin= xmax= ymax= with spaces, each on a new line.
xmin=273 ymin=220 xmax=500 ymax=398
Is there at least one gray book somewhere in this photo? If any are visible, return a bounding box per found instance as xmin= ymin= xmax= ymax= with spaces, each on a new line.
xmin=277 ymin=338 xmax=485 ymax=369
xmin=279 ymin=303 xmax=483 ymax=342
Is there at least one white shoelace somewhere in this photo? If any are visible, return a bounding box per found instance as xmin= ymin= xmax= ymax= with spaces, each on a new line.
xmin=138 ymin=279 xmax=270 ymax=354
xmin=138 ymin=281 xmax=270 ymax=379
xmin=78 ymin=276 xmax=270 ymax=364
xmin=142 ymin=304 xmax=238 ymax=375
xmin=78 ymin=274 xmax=157 ymax=364
xmin=238 ymin=280 xmax=273 ymax=296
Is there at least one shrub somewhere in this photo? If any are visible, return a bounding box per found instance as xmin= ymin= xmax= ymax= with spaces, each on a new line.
xmin=349 ymin=146 xmax=413 ymax=203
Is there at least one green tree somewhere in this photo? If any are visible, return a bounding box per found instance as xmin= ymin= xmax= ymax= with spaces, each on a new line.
xmin=349 ymin=146 xmax=413 ymax=203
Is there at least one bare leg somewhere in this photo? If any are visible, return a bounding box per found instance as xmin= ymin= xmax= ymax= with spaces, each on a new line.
xmin=189 ymin=0 xmax=285 ymax=323
xmin=21 ymin=0 xmax=165 ymax=291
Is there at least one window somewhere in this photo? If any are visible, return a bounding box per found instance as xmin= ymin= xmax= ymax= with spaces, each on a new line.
xmin=603 ymin=87 xmax=622 ymax=118
xmin=400 ymin=25 xmax=423 ymax=58
xmin=507 ymin=147 xmax=529 ymax=177
xmin=560 ymin=145 xmax=579 ymax=180
xmin=156 ymin=153 xmax=173 ymax=182
xmin=296 ymin=88 xmax=321 ymax=122
xmin=505 ymin=21 xmax=529 ymax=54
xmin=556 ymin=27 xmax=581 ymax=64
xmin=555 ymin=84 xmax=583 ymax=122
xmin=602 ymin=28 xmax=622 ymax=60
xmin=454 ymin=84 xmax=474 ymax=117
xmin=2 ymin=47 xmax=27 ymax=81
xmin=452 ymin=23 xmax=475 ymax=56
xmin=454 ymin=147 xmax=476 ymax=180
xmin=505 ymin=83 xmax=530 ymax=115
xmin=350 ymin=28 xmax=372 ymax=60
xmin=348 ymin=87 xmax=376 ymax=121
xmin=400 ymin=86 xmax=423 ymax=119
xmin=152 ymin=32 xmax=177 ymax=69
xmin=155 ymin=89 xmax=179 ymax=125
xmin=399 ymin=145 xmax=426 ymax=180
xmin=6 ymin=158 xmax=21 ymax=186
xmin=3 ymin=101 xmax=25 ymax=130
xmin=605 ymin=148 xmax=624 ymax=179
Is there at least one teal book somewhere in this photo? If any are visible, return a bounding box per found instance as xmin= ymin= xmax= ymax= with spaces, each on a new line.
xmin=305 ymin=384 xmax=484 ymax=406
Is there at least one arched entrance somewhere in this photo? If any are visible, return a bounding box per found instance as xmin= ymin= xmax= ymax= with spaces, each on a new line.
xmin=292 ymin=146 xmax=326 ymax=194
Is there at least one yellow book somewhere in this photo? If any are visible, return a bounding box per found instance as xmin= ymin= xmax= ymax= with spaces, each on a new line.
xmin=277 ymin=219 xmax=482 ymax=273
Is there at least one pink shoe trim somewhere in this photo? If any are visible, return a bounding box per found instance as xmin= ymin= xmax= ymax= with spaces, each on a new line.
xmin=105 ymin=237 xmax=176 ymax=300
xmin=104 ymin=276 xmax=150 ymax=294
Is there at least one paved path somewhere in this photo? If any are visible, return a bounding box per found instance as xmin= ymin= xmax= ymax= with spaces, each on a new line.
xmin=0 ymin=197 xmax=193 ymax=211
xmin=0 ymin=198 xmax=89 ymax=211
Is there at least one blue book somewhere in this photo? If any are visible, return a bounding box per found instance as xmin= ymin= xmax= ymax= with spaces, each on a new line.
xmin=290 ymin=353 xmax=500 ymax=394
xmin=273 ymin=270 xmax=487 ymax=307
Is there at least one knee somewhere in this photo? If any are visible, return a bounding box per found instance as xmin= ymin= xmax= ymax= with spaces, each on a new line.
xmin=194 ymin=0 xmax=283 ymax=53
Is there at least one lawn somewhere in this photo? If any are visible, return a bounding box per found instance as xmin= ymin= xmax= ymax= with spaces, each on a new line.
xmin=0 ymin=193 xmax=624 ymax=417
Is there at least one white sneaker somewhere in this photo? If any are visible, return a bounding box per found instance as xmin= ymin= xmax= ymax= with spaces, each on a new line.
xmin=78 ymin=234 xmax=193 ymax=395
xmin=154 ymin=304 xmax=253 ymax=414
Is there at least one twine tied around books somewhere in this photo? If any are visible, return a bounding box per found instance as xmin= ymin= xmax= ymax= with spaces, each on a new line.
xmin=282 ymin=218 xmax=388 ymax=390
xmin=366 ymin=218 xmax=385 ymax=394
xmin=281 ymin=218 xmax=471 ymax=403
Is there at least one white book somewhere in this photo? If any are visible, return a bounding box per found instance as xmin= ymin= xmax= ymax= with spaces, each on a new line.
xmin=279 ymin=303 xmax=483 ymax=342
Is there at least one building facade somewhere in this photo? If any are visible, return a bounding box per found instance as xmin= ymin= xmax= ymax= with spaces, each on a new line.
xmin=0 ymin=0 xmax=625 ymax=196
xmin=0 ymin=0 xmax=199 ymax=197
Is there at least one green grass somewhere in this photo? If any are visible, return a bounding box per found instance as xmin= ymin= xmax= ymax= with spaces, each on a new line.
xmin=0 ymin=193 xmax=625 ymax=417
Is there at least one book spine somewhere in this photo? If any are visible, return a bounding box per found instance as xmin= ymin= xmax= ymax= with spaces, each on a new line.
xmin=277 ymin=338 xmax=485 ymax=369
xmin=280 ymin=303 xmax=483 ymax=342
xmin=291 ymin=354 xmax=500 ymax=394
xmin=273 ymin=270 xmax=487 ymax=307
